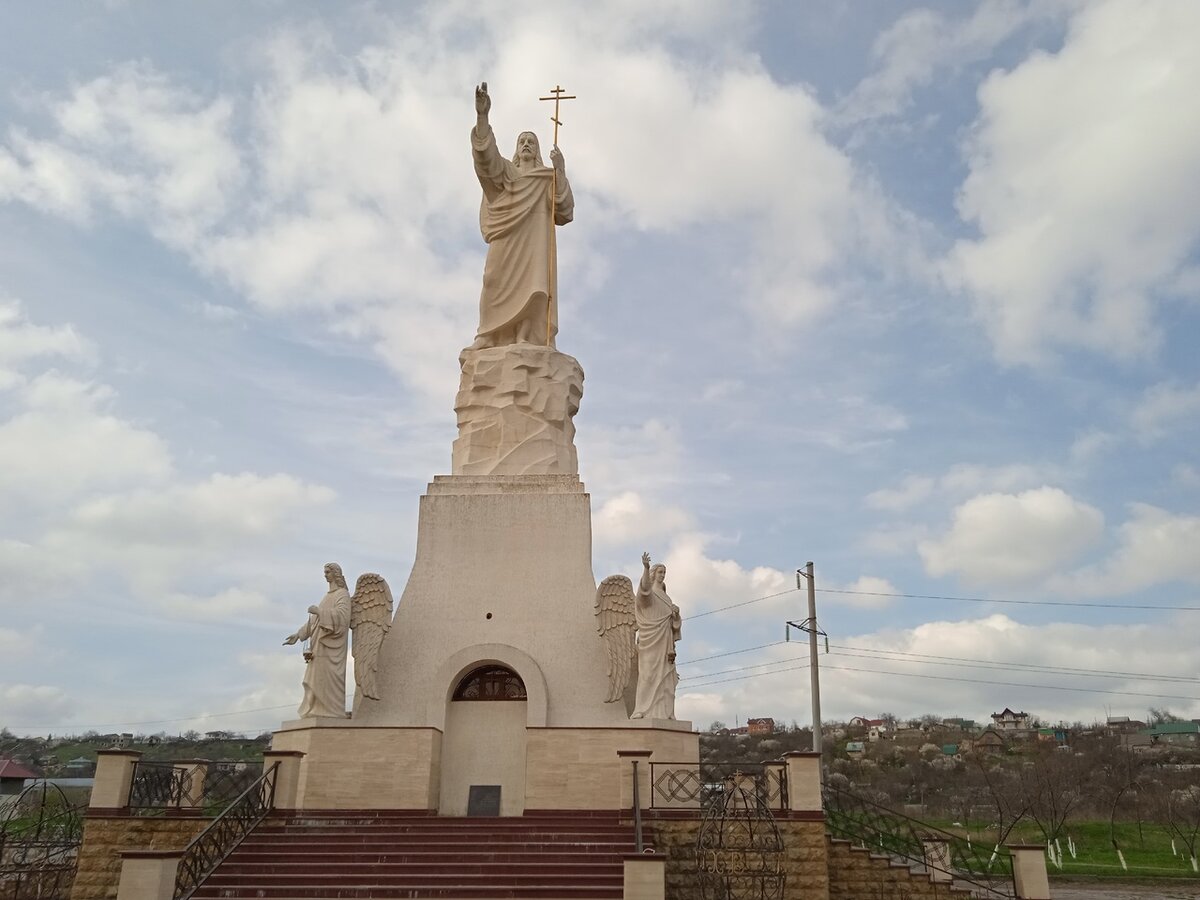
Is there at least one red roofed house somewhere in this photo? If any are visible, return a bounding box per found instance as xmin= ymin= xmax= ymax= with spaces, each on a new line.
xmin=0 ymin=758 xmax=38 ymax=797
xmin=747 ymin=718 xmax=776 ymax=736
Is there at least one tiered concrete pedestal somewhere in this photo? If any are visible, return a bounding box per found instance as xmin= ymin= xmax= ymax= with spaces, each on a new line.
xmin=271 ymin=474 xmax=698 ymax=814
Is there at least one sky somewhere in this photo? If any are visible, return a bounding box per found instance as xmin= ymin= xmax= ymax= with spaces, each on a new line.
xmin=1 ymin=0 xmax=1198 ymax=739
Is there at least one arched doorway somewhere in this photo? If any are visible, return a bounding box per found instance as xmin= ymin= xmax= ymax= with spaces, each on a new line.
xmin=439 ymin=664 xmax=528 ymax=816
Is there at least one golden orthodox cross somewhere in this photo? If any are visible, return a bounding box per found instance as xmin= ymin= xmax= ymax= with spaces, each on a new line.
xmin=538 ymin=85 xmax=576 ymax=346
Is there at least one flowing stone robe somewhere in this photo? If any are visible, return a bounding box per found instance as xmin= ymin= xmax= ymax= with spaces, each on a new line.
xmin=294 ymin=585 xmax=352 ymax=718
xmin=472 ymin=124 xmax=574 ymax=346
xmin=632 ymin=574 xmax=682 ymax=719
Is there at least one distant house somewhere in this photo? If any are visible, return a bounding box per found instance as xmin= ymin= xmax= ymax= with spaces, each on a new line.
xmin=845 ymin=741 xmax=866 ymax=758
xmin=971 ymin=729 xmax=1007 ymax=755
xmin=1037 ymin=727 xmax=1068 ymax=746
xmin=747 ymin=718 xmax=775 ymax=736
xmin=65 ymin=757 xmax=95 ymax=776
xmin=1106 ymin=716 xmax=1146 ymax=733
xmin=990 ymin=708 xmax=1031 ymax=732
xmin=0 ymin=758 xmax=38 ymax=796
xmin=942 ymin=717 xmax=977 ymax=731
xmin=1143 ymin=723 xmax=1200 ymax=746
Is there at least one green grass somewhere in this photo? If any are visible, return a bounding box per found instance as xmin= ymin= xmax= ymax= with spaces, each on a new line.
xmin=933 ymin=819 xmax=1199 ymax=879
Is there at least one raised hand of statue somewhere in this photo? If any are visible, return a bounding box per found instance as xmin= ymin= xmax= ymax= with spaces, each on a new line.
xmin=475 ymin=82 xmax=491 ymax=118
xmin=642 ymin=551 xmax=651 ymax=570
xmin=550 ymin=145 xmax=565 ymax=174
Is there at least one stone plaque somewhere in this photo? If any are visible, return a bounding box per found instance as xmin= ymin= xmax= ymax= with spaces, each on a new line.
xmin=467 ymin=785 xmax=501 ymax=816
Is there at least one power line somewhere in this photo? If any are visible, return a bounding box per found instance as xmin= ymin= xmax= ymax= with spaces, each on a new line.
xmin=680 ymin=654 xmax=809 ymax=684
xmin=828 ymin=643 xmax=1200 ymax=684
xmin=676 ymin=641 xmax=787 ymax=667
xmin=685 ymin=588 xmax=801 ymax=620
xmin=7 ymin=705 xmax=295 ymax=732
xmin=818 ymin=588 xmax=1200 ymax=612
xmin=678 ymin=659 xmax=1200 ymax=702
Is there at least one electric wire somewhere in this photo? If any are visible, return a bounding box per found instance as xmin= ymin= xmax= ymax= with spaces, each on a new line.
xmin=817 ymin=587 xmax=1200 ymax=612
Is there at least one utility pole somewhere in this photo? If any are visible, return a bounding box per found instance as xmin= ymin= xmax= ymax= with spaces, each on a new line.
xmin=787 ymin=562 xmax=825 ymax=754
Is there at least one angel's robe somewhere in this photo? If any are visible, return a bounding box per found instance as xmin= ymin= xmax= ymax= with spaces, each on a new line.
xmin=632 ymin=577 xmax=681 ymax=720
xmin=472 ymin=124 xmax=574 ymax=346
xmin=294 ymin=585 xmax=351 ymax=719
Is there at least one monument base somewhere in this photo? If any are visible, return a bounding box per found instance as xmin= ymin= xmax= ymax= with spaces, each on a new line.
xmin=270 ymin=721 xmax=698 ymax=814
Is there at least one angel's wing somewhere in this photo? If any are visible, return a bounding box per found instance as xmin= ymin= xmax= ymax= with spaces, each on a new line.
xmin=350 ymin=573 xmax=394 ymax=700
xmin=594 ymin=575 xmax=636 ymax=704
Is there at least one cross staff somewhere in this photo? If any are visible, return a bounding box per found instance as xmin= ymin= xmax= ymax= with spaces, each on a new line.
xmin=538 ymin=85 xmax=576 ymax=347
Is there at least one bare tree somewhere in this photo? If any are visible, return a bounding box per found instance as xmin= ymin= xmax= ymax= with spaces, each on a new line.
xmin=1148 ymin=776 xmax=1200 ymax=872
xmin=1017 ymin=748 xmax=1085 ymax=867
xmin=971 ymin=755 xmax=1028 ymax=863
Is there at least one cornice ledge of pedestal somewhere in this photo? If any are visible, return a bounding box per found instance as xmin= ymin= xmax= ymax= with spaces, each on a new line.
xmin=426 ymin=474 xmax=586 ymax=495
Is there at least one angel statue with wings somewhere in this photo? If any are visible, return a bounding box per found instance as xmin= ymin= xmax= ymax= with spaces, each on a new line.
xmin=595 ymin=552 xmax=683 ymax=720
xmin=284 ymin=563 xmax=394 ymax=719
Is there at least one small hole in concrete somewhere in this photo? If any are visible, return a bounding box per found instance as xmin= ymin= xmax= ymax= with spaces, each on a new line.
xmin=486 ymin=612 xmax=493 ymax=620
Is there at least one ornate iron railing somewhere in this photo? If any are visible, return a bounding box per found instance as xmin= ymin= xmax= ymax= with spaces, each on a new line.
xmin=129 ymin=762 xmax=260 ymax=814
xmin=650 ymin=762 xmax=787 ymax=813
xmin=129 ymin=762 xmax=196 ymax=810
xmin=696 ymin=772 xmax=786 ymax=900
xmin=172 ymin=762 xmax=278 ymax=900
xmin=0 ymin=782 xmax=85 ymax=900
xmin=823 ymin=782 xmax=1015 ymax=898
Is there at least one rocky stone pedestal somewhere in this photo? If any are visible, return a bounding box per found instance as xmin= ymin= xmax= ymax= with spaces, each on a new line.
xmin=453 ymin=345 xmax=583 ymax=476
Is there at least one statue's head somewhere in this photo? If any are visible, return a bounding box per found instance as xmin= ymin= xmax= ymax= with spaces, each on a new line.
xmin=511 ymin=131 xmax=544 ymax=167
xmin=323 ymin=562 xmax=347 ymax=589
xmin=651 ymin=564 xmax=667 ymax=588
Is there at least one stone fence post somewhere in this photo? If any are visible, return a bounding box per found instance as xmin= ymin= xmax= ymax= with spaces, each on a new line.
xmin=1008 ymin=844 xmax=1051 ymax=899
xmin=920 ymin=836 xmax=952 ymax=883
xmin=623 ymin=854 xmax=665 ymax=900
xmin=116 ymin=850 xmax=183 ymax=900
xmin=262 ymin=750 xmax=305 ymax=810
xmin=90 ymin=749 xmax=142 ymax=812
xmin=782 ymin=751 xmax=822 ymax=814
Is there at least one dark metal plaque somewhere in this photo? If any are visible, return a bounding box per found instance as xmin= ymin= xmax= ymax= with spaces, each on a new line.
xmin=467 ymin=784 xmax=501 ymax=816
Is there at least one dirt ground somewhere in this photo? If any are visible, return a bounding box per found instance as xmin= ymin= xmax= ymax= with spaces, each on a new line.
xmin=1051 ymin=878 xmax=1200 ymax=899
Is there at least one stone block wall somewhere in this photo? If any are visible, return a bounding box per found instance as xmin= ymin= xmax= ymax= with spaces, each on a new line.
xmin=646 ymin=816 xmax=831 ymax=900
xmin=71 ymin=815 xmax=207 ymax=900
xmin=825 ymin=837 xmax=967 ymax=900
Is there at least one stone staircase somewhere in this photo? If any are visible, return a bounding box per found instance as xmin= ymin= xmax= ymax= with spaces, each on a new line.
xmin=189 ymin=810 xmax=634 ymax=899
xmin=826 ymin=837 xmax=990 ymax=899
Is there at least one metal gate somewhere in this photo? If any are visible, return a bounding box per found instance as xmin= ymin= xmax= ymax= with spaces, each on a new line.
xmin=0 ymin=782 xmax=84 ymax=900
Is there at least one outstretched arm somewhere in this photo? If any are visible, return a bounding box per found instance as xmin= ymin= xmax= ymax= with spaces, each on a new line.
xmin=475 ymin=82 xmax=491 ymax=134
xmin=637 ymin=552 xmax=653 ymax=601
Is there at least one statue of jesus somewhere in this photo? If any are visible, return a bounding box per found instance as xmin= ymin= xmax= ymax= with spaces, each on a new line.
xmin=468 ymin=82 xmax=574 ymax=350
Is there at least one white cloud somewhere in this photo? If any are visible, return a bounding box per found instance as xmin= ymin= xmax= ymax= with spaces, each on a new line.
xmin=837 ymin=0 xmax=1070 ymax=125
xmin=865 ymin=475 xmax=934 ymax=512
xmin=0 ymin=684 xmax=75 ymax=726
xmin=866 ymin=462 xmax=1053 ymax=512
xmin=1062 ymin=504 xmax=1200 ymax=595
xmin=919 ymin=486 xmax=1104 ymax=586
xmin=946 ymin=0 xmax=1200 ymax=364
xmin=592 ymin=490 xmax=693 ymax=549
xmin=664 ymin=532 xmax=794 ymax=617
xmin=830 ymin=576 xmax=900 ymax=610
xmin=0 ymin=372 xmax=172 ymax=500
xmin=679 ymin=614 xmax=1200 ymax=726
xmin=0 ymin=301 xmax=93 ymax=372
xmin=0 ymin=7 xmax=921 ymax=401
xmin=1131 ymin=381 xmax=1200 ymax=442
xmin=1171 ymin=464 xmax=1200 ymax=488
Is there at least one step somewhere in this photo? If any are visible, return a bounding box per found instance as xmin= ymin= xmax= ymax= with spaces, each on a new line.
xmin=206 ymin=863 xmax=624 ymax=879
xmin=224 ymin=852 xmax=629 ymax=866
xmin=191 ymin=886 xmax=622 ymax=899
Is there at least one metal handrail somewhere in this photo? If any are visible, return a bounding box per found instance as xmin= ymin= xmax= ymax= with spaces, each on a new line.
xmin=632 ymin=759 xmax=644 ymax=853
xmin=172 ymin=761 xmax=278 ymax=900
xmin=823 ymin=782 xmax=1015 ymax=898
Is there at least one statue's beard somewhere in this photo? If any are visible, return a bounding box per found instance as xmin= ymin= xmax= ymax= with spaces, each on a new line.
xmin=512 ymin=145 xmax=543 ymax=167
